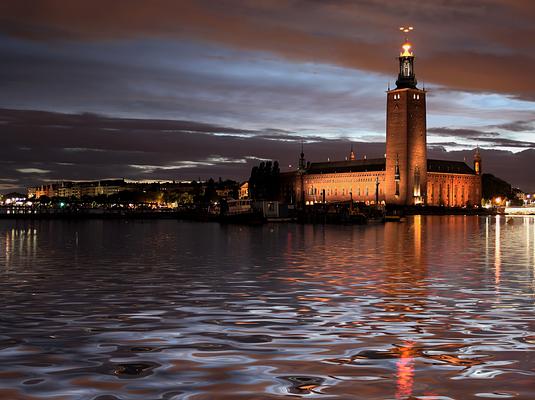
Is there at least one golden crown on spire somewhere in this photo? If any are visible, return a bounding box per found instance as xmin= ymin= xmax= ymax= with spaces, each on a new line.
xmin=401 ymin=42 xmax=413 ymax=57
xmin=399 ymin=26 xmax=414 ymax=57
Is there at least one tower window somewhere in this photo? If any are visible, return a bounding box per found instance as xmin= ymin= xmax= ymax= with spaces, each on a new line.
xmin=403 ymin=60 xmax=411 ymax=76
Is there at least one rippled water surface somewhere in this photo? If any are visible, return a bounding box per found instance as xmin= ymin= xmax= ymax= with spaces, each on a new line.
xmin=1 ymin=216 xmax=535 ymax=399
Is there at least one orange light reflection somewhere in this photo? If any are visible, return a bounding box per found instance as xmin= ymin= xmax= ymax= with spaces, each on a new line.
xmin=396 ymin=341 xmax=415 ymax=399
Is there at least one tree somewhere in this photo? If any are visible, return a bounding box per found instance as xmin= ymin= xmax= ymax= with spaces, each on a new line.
xmin=249 ymin=166 xmax=259 ymax=200
xmin=204 ymin=178 xmax=217 ymax=203
xmin=39 ymin=195 xmax=51 ymax=205
xmin=482 ymin=173 xmax=513 ymax=200
xmin=248 ymin=160 xmax=280 ymax=200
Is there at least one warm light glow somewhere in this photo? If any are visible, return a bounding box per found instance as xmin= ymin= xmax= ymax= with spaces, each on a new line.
xmin=495 ymin=215 xmax=501 ymax=286
xmin=396 ymin=341 xmax=415 ymax=399
xmin=401 ymin=42 xmax=413 ymax=57
xmin=399 ymin=26 xmax=414 ymax=33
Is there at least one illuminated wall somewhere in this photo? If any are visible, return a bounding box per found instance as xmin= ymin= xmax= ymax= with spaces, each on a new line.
xmin=302 ymin=171 xmax=386 ymax=204
xmin=427 ymin=172 xmax=482 ymax=206
xmin=385 ymin=88 xmax=427 ymax=205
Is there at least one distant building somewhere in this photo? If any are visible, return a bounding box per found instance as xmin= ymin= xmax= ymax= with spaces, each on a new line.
xmin=28 ymin=179 xmax=129 ymax=199
xmin=239 ymin=182 xmax=249 ymax=199
xmin=280 ymin=38 xmax=482 ymax=207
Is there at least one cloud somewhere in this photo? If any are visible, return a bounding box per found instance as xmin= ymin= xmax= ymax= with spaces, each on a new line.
xmin=475 ymin=137 xmax=535 ymax=148
xmin=16 ymin=168 xmax=51 ymax=174
xmin=0 ymin=108 xmax=533 ymax=193
xmin=492 ymin=119 xmax=535 ymax=132
xmin=428 ymin=127 xmax=500 ymax=138
xmin=1 ymin=1 xmax=535 ymax=99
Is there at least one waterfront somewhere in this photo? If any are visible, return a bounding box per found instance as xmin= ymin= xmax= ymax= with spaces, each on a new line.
xmin=0 ymin=217 xmax=534 ymax=399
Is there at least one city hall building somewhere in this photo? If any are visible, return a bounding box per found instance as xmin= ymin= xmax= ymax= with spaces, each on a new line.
xmin=281 ymin=39 xmax=482 ymax=207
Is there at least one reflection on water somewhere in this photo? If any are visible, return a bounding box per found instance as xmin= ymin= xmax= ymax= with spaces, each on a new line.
xmin=0 ymin=216 xmax=534 ymax=399
xmin=496 ymin=215 xmax=501 ymax=286
xmin=396 ymin=341 xmax=415 ymax=399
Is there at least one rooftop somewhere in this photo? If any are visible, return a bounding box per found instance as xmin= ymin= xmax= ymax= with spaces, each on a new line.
xmin=296 ymin=158 xmax=476 ymax=175
xmin=427 ymin=159 xmax=476 ymax=175
xmin=306 ymin=158 xmax=386 ymax=174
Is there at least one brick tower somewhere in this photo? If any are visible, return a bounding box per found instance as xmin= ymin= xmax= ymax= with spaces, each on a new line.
xmin=385 ymin=39 xmax=427 ymax=205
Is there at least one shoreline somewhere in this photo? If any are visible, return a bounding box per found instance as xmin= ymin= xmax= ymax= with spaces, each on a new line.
xmin=0 ymin=209 xmax=504 ymax=221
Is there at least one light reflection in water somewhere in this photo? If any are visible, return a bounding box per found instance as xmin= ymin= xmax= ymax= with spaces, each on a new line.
xmin=0 ymin=217 xmax=533 ymax=399
xmin=396 ymin=341 xmax=415 ymax=399
xmin=2 ymin=226 xmax=38 ymax=268
xmin=495 ymin=215 xmax=501 ymax=286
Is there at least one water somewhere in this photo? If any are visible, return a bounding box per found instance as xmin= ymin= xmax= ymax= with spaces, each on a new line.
xmin=0 ymin=216 xmax=534 ymax=399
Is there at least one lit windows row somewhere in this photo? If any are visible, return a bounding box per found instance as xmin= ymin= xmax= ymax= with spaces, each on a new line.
xmin=307 ymin=187 xmax=383 ymax=197
xmin=392 ymin=93 xmax=422 ymax=100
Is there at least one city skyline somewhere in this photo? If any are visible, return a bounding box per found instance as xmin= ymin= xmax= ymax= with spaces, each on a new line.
xmin=0 ymin=1 xmax=534 ymax=192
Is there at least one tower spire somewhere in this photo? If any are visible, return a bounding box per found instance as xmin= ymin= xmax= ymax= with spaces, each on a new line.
xmin=396 ymin=26 xmax=417 ymax=89
xmin=298 ymin=140 xmax=306 ymax=171
xmin=349 ymin=143 xmax=356 ymax=161
xmin=474 ymin=145 xmax=482 ymax=175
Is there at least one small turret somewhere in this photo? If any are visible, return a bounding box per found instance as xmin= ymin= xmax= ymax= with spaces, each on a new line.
xmin=474 ymin=146 xmax=482 ymax=175
xmin=396 ymin=27 xmax=417 ymax=89
xmin=349 ymin=144 xmax=356 ymax=161
xmin=298 ymin=141 xmax=306 ymax=171
xmin=396 ymin=40 xmax=417 ymax=89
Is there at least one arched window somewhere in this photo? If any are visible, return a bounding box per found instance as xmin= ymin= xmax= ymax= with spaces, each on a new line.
xmin=403 ymin=60 xmax=411 ymax=76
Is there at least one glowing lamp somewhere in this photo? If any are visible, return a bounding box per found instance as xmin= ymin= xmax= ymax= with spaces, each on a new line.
xmin=401 ymin=42 xmax=413 ymax=57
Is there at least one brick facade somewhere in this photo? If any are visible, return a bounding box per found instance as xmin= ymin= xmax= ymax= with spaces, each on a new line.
xmin=280 ymin=39 xmax=482 ymax=208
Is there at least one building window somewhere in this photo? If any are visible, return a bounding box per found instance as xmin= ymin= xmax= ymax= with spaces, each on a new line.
xmin=413 ymin=167 xmax=421 ymax=197
xmin=403 ymin=60 xmax=411 ymax=76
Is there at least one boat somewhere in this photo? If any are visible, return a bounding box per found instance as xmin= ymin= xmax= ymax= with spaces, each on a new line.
xmin=218 ymin=199 xmax=265 ymax=224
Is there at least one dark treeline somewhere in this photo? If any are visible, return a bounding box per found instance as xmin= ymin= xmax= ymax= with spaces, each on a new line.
xmin=248 ymin=160 xmax=280 ymax=201
xmin=482 ymin=173 xmax=523 ymax=205
xmin=482 ymin=173 xmax=512 ymax=200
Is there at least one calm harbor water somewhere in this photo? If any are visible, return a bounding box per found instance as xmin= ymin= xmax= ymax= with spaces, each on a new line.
xmin=0 ymin=216 xmax=534 ymax=400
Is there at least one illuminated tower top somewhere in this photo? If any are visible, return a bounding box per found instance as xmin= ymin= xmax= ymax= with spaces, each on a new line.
xmin=395 ymin=26 xmax=417 ymax=89
xmin=349 ymin=144 xmax=356 ymax=161
xmin=474 ymin=146 xmax=482 ymax=175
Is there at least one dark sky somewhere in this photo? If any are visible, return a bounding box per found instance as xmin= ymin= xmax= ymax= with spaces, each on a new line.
xmin=0 ymin=0 xmax=534 ymax=192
